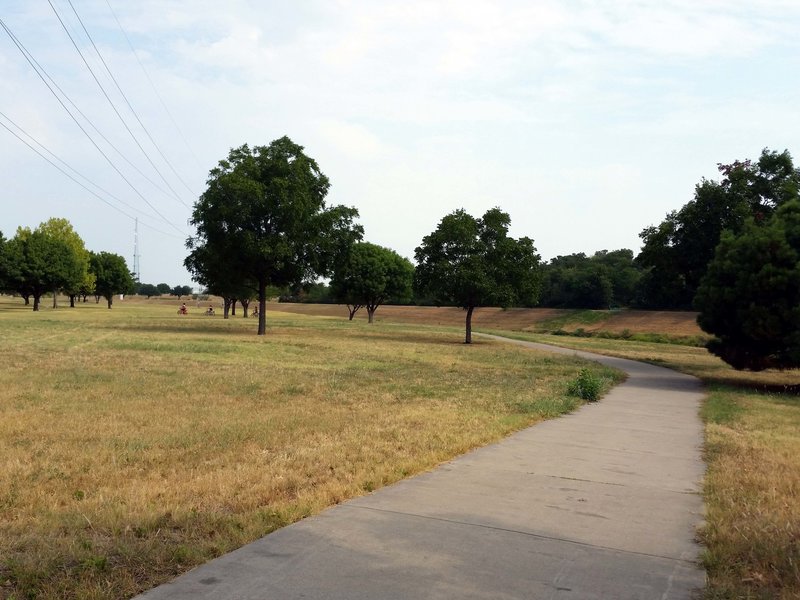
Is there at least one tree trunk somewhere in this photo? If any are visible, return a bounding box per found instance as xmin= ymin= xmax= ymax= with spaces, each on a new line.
xmin=52 ymin=289 xmax=58 ymax=309
xmin=33 ymin=294 xmax=41 ymax=312
xmin=367 ymin=306 xmax=376 ymax=324
xmin=257 ymin=281 xmax=267 ymax=335
xmin=231 ymin=299 xmax=237 ymax=316
xmin=23 ymin=294 xmax=30 ymax=305
xmin=465 ymin=305 xmax=475 ymax=344
xmin=95 ymin=295 xmax=101 ymax=304
xmin=106 ymin=294 xmax=113 ymax=309
xmin=69 ymin=295 xmax=76 ymax=308
xmin=241 ymin=298 xmax=250 ymax=317
xmin=223 ymin=297 xmax=231 ymax=319
xmin=347 ymin=304 xmax=361 ymax=320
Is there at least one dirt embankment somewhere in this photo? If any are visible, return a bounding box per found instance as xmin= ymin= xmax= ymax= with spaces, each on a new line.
xmin=267 ymin=303 xmax=705 ymax=338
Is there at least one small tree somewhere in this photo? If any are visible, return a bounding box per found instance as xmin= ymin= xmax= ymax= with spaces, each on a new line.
xmin=90 ymin=251 xmax=134 ymax=309
xmin=171 ymin=285 xmax=192 ymax=298
xmin=138 ymin=283 xmax=159 ymax=298
xmin=156 ymin=283 xmax=171 ymax=295
xmin=696 ymin=199 xmax=800 ymax=370
xmin=415 ymin=208 xmax=542 ymax=343
xmin=331 ymin=242 xmax=414 ymax=322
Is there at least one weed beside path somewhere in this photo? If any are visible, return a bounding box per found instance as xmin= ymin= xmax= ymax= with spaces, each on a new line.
xmin=0 ymin=299 xmax=616 ymax=599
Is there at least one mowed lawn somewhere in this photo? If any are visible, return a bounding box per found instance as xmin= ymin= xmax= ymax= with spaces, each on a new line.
xmin=0 ymin=298 xmax=619 ymax=599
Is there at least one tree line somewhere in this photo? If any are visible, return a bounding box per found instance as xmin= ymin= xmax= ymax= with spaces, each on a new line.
xmin=0 ymin=218 xmax=131 ymax=310
xmin=185 ymin=137 xmax=800 ymax=370
xmin=4 ymin=136 xmax=798 ymax=371
xmin=0 ymin=219 xmax=193 ymax=310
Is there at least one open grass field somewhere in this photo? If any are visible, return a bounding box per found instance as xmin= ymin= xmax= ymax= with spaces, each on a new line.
xmin=0 ymin=297 xmax=620 ymax=599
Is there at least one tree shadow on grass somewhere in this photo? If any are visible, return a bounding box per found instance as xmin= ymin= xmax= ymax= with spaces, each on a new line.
xmin=705 ymin=376 xmax=800 ymax=397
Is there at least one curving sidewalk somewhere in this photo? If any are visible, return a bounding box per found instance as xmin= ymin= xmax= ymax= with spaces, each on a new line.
xmin=137 ymin=335 xmax=706 ymax=600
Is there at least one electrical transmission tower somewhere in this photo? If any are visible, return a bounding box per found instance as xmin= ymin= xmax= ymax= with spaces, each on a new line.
xmin=132 ymin=218 xmax=140 ymax=284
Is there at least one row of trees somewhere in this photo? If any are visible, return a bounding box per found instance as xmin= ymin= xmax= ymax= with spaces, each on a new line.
xmin=0 ymin=218 xmax=134 ymax=310
xmin=6 ymin=139 xmax=795 ymax=370
xmin=135 ymin=283 xmax=193 ymax=298
xmin=186 ymin=137 xmax=800 ymax=370
xmin=185 ymin=137 xmax=541 ymax=343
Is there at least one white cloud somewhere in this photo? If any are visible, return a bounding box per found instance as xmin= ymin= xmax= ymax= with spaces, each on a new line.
xmin=316 ymin=120 xmax=391 ymax=160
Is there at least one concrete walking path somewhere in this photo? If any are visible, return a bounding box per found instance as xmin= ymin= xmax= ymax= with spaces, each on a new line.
xmin=137 ymin=336 xmax=706 ymax=599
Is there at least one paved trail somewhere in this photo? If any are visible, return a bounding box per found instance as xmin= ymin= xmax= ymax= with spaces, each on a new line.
xmin=137 ymin=336 xmax=706 ymax=600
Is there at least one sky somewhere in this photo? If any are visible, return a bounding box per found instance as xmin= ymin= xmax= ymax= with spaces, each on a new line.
xmin=1 ymin=1 xmax=798 ymax=287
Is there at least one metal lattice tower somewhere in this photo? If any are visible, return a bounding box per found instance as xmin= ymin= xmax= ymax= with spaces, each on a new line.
xmin=132 ymin=218 xmax=140 ymax=283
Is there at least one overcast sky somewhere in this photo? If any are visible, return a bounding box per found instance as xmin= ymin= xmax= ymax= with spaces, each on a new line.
xmin=1 ymin=1 xmax=798 ymax=286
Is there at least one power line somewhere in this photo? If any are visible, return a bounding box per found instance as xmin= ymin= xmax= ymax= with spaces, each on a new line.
xmin=47 ymin=0 xmax=190 ymax=209
xmin=104 ymin=0 xmax=203 ymax=172
xmin=0 ymin=111 xmax=183 ymax=240
xmin=104 ymin=0 xmax=204 ymax=173
xmin=0 ymin=17 xmax=187 ymax=236
xmin=6 ymin=30 xmax=182 ymax=203
xmin=67 ymin=0 xmax=198 ymax=200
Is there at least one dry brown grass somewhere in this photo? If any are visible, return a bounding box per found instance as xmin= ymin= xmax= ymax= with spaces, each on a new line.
xmin=0 ymin=298 xmax=619 ymax=599
xmin=268 ymin=302 xmax=706 ymax=337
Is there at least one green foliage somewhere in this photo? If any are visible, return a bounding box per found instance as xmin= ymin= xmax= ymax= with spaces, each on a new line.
xmin=186 ymin=137 xmax=363 ymax=334
xmin=89 ymin=251 xmax=134 ymax=309
xmin=696 ymin=199 xmax=800 ymax=371
xmin=36 ymin=218 xmax=91 ymax=304
xmin=138 ymin=283 xmax=160 ymax=298
xmin=414 ymin=207 xmax=541 ymax=343
xmin=5 ymin=221 xmax=89 ymax=311
xmin=0 ymin=230 xmax=8 ymax=292
xmin=567 ymin=368 xmax=603 ymax=401
xmin=331 ymin=242 xmax=414 ymax=322
xmin=540 ymin=250 xmax=641 ymax=309
xmin=156 ymin=283 xmax=172 ymax=294
xmin=171 ymin=285 xmax=193 ymax=298
xmin=637 ymin=149 xmax=800 ymax=309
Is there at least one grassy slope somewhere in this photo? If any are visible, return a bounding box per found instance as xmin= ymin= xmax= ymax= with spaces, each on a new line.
xmin=268 ymin=302 xmax=706 ymax=337
xmin=0 ymin=298 xmax=620 ymax=599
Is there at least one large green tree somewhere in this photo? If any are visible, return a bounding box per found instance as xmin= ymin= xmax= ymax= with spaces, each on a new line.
xmin=90 ymin=251 xmax=134 ymax=309
xmin=186 ymin=137 xmax=363 ymax=335
xmin=637 ymin=149 xmax=799 ymax=308
xmin=695 ymin=200 xmax=800 ymax=371
xmin=330 ymin=242 xmax=414 ymax=322
xmin=414 ymin=208 xmax=541 ymax=343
